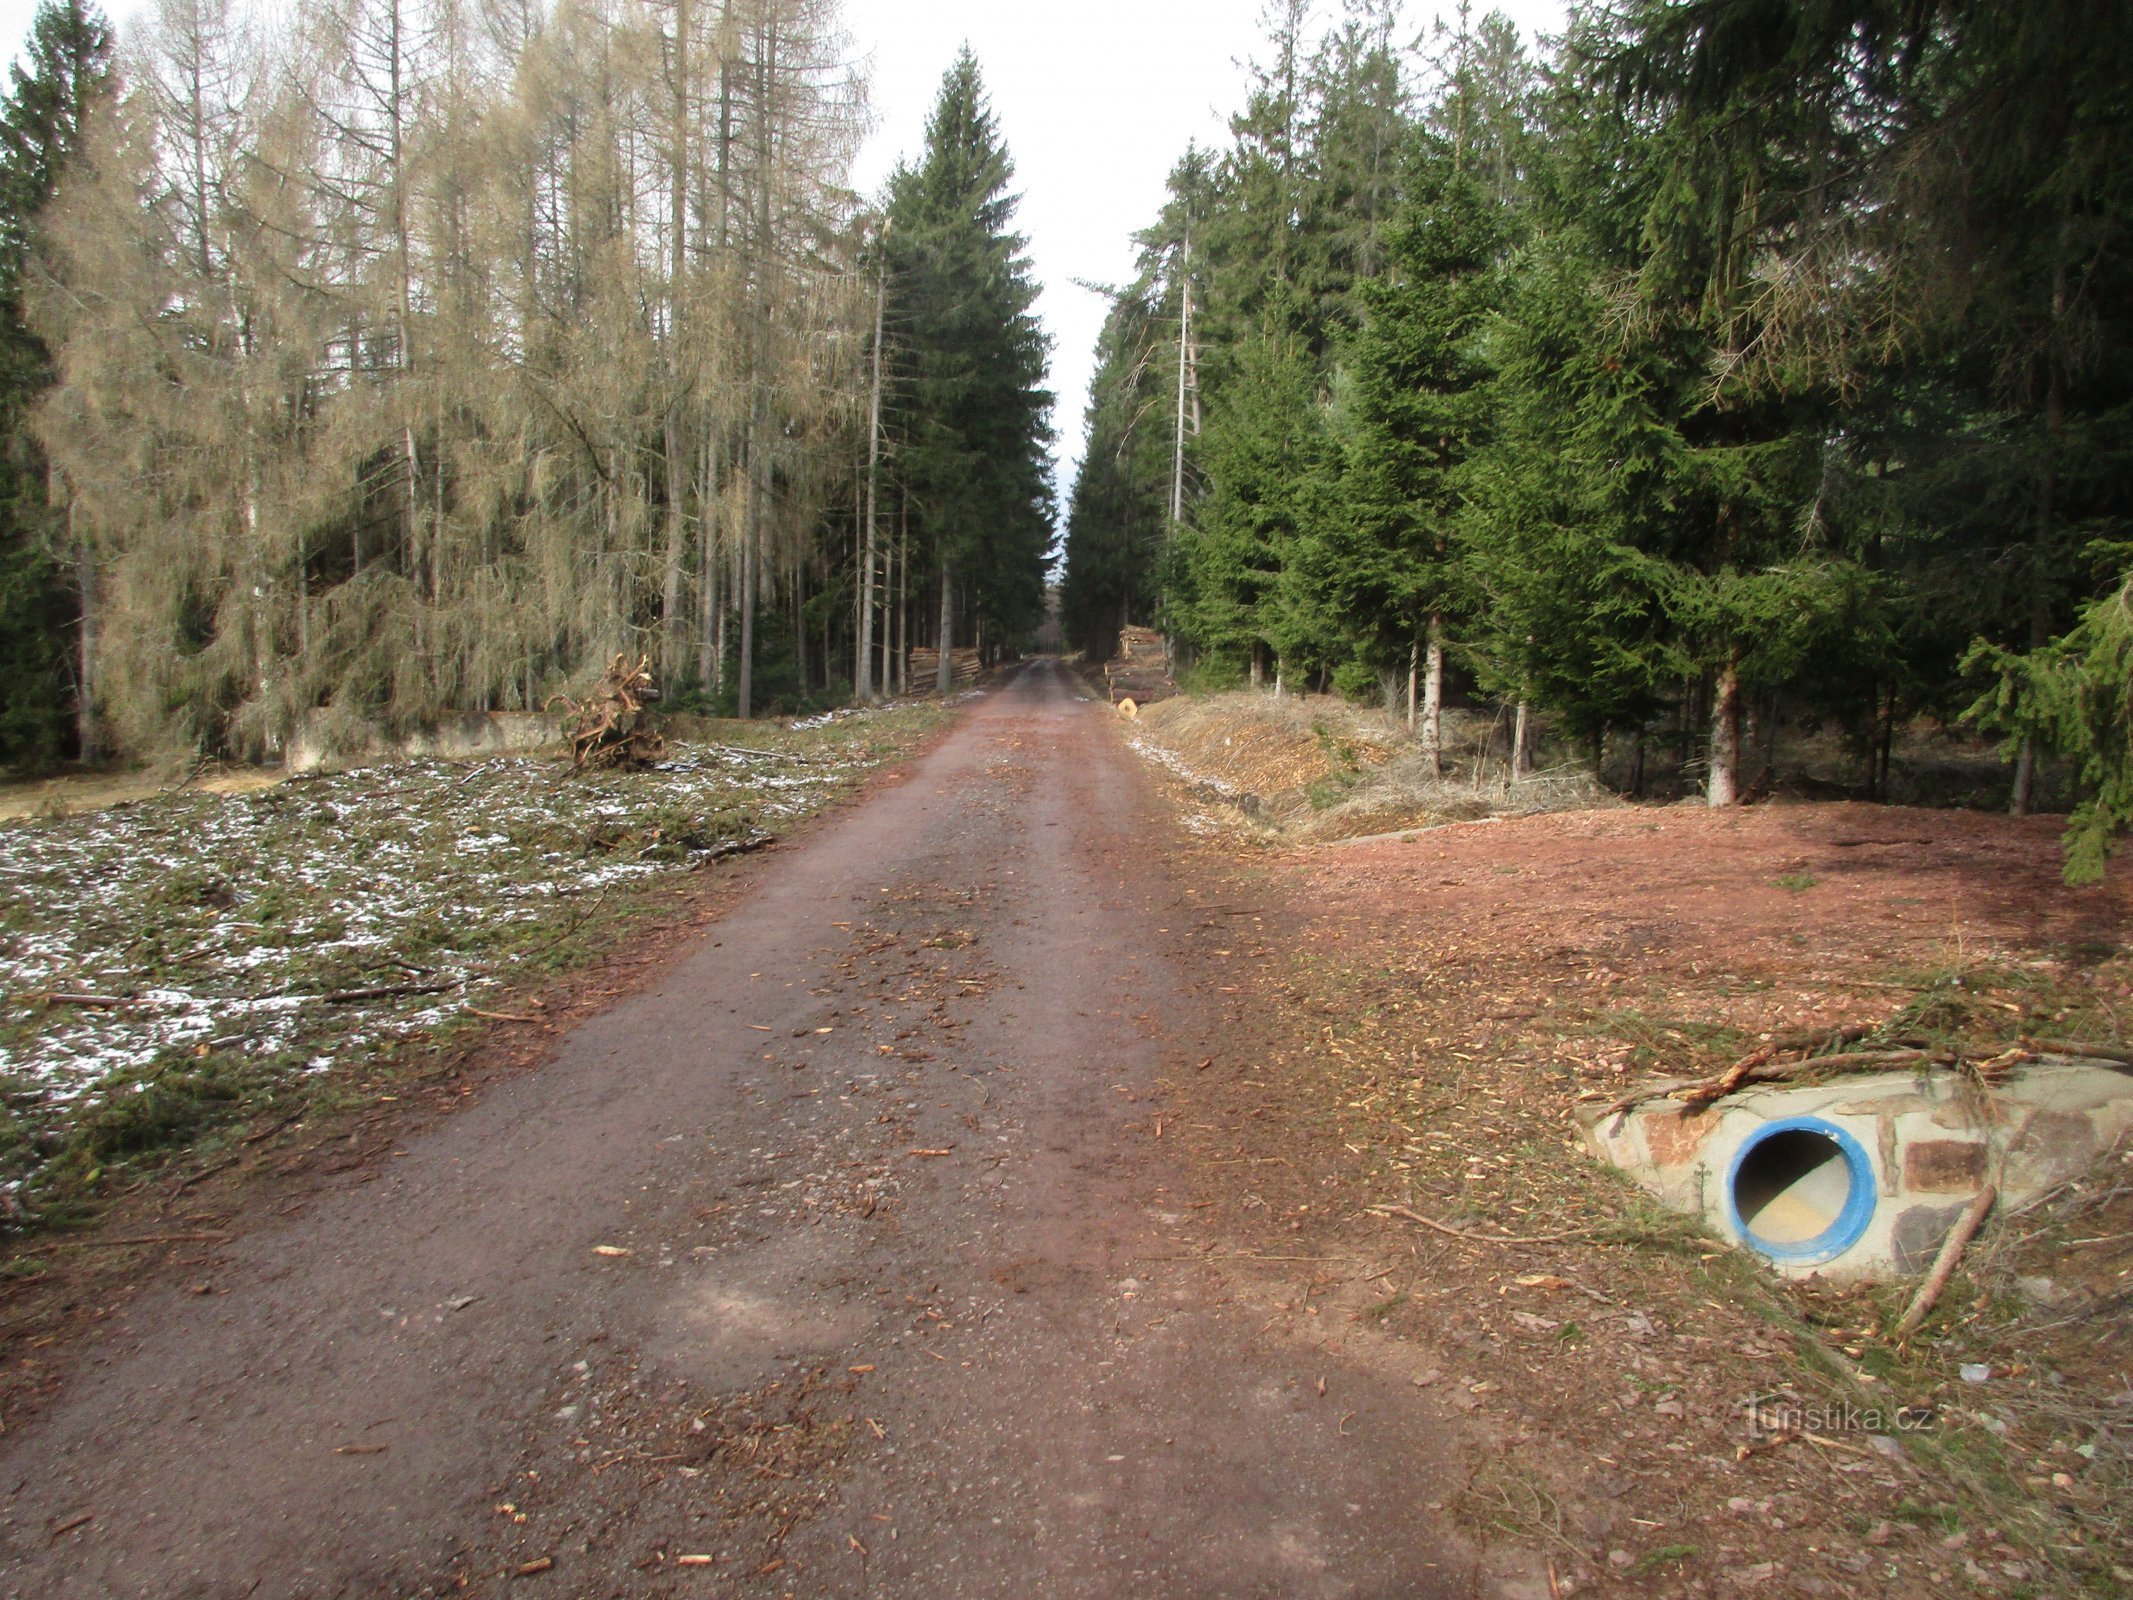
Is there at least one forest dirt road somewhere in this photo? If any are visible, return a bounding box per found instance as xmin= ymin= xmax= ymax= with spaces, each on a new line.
xmin=0 ymin=660 xmax=1494 ymax=1600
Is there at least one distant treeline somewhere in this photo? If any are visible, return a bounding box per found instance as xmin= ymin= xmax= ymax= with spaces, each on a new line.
xmin=0 ymin=0 xmax=1052 ymax=765
xmin=1061 ymin=0 xmax=2131 ymax=879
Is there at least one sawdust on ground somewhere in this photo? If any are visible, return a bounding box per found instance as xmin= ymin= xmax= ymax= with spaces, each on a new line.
xmin=1159 ymin=795 xmax=2132 ymax=1598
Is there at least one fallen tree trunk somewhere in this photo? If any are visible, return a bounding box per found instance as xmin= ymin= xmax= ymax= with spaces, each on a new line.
xmin=1674 ymin=1048 xmax=1938 ymax=1109
xmin=2028 ymin=1037 xmax=2133 ymax=1066
xmin=1896 ymin=1184 xmax=1997 ymax=1339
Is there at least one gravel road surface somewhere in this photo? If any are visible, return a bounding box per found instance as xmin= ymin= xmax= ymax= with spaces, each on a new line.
xmin=0 ymin=660 xmax=1481 ymax=1599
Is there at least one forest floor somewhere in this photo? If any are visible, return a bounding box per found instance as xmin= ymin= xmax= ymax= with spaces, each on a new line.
xmin=1123 ymin=689 xmax=1613 ymax=842
xmin=0 ymin=664 xmax=2125 ymax=1598
xmin=0 ymin=701 xmax=953 ymax=1224
xmin=1137 ymin=745 xmax=2133 ymax=1598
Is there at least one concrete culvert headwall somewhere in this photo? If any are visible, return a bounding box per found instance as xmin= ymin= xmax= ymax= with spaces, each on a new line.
xmin=1580 ymin=1060 xmax=2133 ymax=1280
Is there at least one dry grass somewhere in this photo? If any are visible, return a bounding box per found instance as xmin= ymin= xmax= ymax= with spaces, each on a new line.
xmin=1128 ymin=691 xmax=1618 ymax=842
xmin=0 ymin=764 xmax=287 ymax=823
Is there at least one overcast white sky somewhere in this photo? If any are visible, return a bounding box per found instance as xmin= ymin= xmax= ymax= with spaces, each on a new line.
xmin=0 ymin=0 xmax=1569 ymax=513
xmin=850 ymin=0 xmax=1568 ymax=507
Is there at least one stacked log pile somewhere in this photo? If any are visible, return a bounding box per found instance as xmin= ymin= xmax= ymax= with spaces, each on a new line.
xmin=905 ymin=646 xmax=983 ymax=691
xmin=1103 ymin=627 xmax=1176 ymax=706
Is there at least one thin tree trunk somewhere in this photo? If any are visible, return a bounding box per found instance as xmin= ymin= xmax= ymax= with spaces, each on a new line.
xmin=71 ymin=494 xmax=96 ymax=762
xmin=404 ymin=418 xmax=423 ymax=654
xmin=695 ymin=48 xmax=730 ymax=697
xmin=296 ymin=525 xmax=309 ymax=667
xmin=883 ymin=512 xmax=896 ymax=694
xmin=659 ymin=0 xmax=690 ymax=682
xmin=737 ymin=12 xmax=776 ymax=719
xmin=699 ymin=435 xmax=718 ymax=689
xmin=740 ymin=429 xmax=760 ymax=717
xmin=857 ymin=231 xmax=885 ymax=701
xmin=661 ymin=408 xmax=688 ymax=681
xmin=795 ymin=560 xmax=809 ymax=696
xmin=433 ymin=405 xmax=446 ymax=611
xmin=1171 ymin=235 xmax=1190 ymax=524
xmin=2015 ymin=193 xmax=2072 ymax=818
xmin=1676 ymin=678 xmax=1697 ymax=779
xmin=1419 ymin=613 xmax=1444 ymax=778
xmin=850 ymin=473 xmax=862 ymax=686
xmin=387 ymin=0 xmax=422 ymax=658
xmin=1876 ymin=687 xmax=1895 ymax=802
xmin=1511 ymin=699 xmax=1530 ymax=782
xmin=1708 ymin=659 xmax=1741 ymax=807
xmin=936 ymin=563 xmax=953 ymax=693
xmin=1406 ymin=634 xmax=1418 ymax=733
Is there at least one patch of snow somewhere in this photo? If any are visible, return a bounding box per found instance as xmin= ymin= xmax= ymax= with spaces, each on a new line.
xmin=0 ymin=726 xmax=895 ymax=1177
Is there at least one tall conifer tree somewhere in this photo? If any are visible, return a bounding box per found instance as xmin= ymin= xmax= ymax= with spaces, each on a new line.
xmin=1319 ymin=139 xmax=1499 ymax=766
xmin=884 ymin=50 xmax=1053 ymax=686
xmin=0 ymin=0 xmax=111 ymax=768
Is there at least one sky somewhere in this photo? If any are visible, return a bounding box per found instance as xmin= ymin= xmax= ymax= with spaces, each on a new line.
xmin=0 ymin=0 xmax=1569 ymax=514
xmin=840 ymin=0 xmax=1569 ymax=510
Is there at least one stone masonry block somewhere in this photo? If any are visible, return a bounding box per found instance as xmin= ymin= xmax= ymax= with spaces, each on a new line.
xmin=1903 ymin=1139 xmax=1988 ymax=1193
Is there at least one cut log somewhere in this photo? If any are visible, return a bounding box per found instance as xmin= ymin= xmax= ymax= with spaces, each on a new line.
xmin=905 ymin=646 xmax=982 ymax=693
xmin=1102 ymin=629 xmax=1177 ymax=706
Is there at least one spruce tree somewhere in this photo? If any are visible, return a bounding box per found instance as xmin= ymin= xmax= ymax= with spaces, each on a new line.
xmin=1060 ymin=281 xmax=1171 ymax=660
xmin=1970 ymin=572 xmax=2133 ymax=884
xmin=885 ymin=50 xmax=1054 ymax=685
xmin=1168 ymin=295 xmax=1327 ymax=687
xmin=1592 ymin=2 xmax=1873 ymax=804
xmin=0 ymin=0 xmax=110 ymax=769
xmin=1462 ymin=220 xmax=1679 ymax=770
xmin=1318 ymin=136 xmax=1499 ymax=766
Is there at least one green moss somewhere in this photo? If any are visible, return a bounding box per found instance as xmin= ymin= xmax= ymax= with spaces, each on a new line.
xmin=1633 ymin=1544 xmax=1697 ymax=1574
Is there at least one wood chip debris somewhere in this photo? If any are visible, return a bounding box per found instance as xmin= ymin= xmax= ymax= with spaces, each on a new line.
xmin=37 ymin=1231 xmax=233 ymax=1251
xmin=1368 ymin=1204 xmax=1593 ymax=1246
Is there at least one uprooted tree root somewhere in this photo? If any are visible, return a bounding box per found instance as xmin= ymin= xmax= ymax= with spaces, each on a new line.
xmin=549 ymin=653 xmax=668 ymax=770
